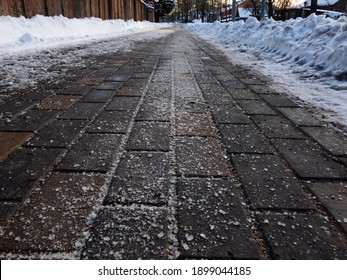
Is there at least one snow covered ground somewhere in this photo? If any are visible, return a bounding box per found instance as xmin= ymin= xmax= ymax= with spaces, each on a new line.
xmin=1 ymin=14 xmax=347 ymax=128
xmin=186 ymin=14 xmax=347 ymax=128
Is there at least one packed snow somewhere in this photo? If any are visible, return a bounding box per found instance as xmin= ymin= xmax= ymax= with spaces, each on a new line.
xmin=186 ymin=14 xmax=347 ymax=127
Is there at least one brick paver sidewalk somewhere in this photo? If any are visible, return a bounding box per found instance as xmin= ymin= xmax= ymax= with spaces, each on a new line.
xmin=0 ymin=27 xmax=346 ymax=259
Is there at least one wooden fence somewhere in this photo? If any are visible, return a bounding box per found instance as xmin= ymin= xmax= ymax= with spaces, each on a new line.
xmin=0 ymin=0 xmax=154 ymax=21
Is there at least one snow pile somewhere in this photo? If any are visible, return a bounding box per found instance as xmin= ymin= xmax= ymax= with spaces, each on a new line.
xmin=187 ymin=14 xmax=347 ymax=81
xmin=0 ymin=15 xmax=163 ymax=54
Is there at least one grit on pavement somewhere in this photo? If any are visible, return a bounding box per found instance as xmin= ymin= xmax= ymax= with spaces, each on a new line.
xmin=0 ymin=26 xmax=346 ymax=260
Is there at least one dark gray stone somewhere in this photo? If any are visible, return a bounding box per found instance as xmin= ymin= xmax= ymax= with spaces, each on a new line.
xmin=105 ymin=152 xmax=170 ymax=205
xmin=176 ymin=137 xmax=230 ymax=177
xmin=27 ymin=119 xmax=87 ymax=147
xmin=177 ymin=178 xmax=260 ymax=259
xmin=219 ymin=124 xmax=274 ymax=154
xmin=87 ymin=111 xmax=133 ymax=134
xmin=0 ymin=202 xmax=19 ymax=225
xmin=124 ymin=78 xmax=148 ymax=86
xmin=252 ymin=115 xmax=306 ymax=139
xmin=82 ymin=207 xmax=172 ymax=259
xmin=257 ymin=213 xmax=347 ymax=259
xmin=232 ymin=154 xmax=314 ymax=210
xmin=115 ymin=85 xmax=145 ymax=97
xmin=56 ymin=133 xmax=123 ymax=172
xmin=203 ymin=91 xmax=234 ymax=105
xmin=126 ymin=122 xmax=170 ymax=151
xmin=95 ymin=82 xmax=123 ymax=91
xmin=237 ymin=100 xmax=277 ymax=115
xmin=277 ymin=107 xmax=322 ymax=126
xmin=272 ymin=139 xmax=347 ymax=179
xmin=59 ymin=85 xmax=91 ymax=96
xmin=106 ymin=97 xmax=140 ymax=111
xmin=136 ymin=98 xmax=171 ymax=121
xmin=59 ymin=102 xmax=104 ymax=120
xmin=261 ymin=94 xmax=300 ymax=107
xmin=239 ymin=78 xmax=265 ymax=85
xmin=81 ymin=90 xmax=115 ymax=103
xmin=176 ymin=112 xmax=216 ymax=137
xmin=211 ymin=104 xmax=250 ymax=124
xmin=228 ymin=89 xmax=260 ymax=100
xmin=247 ymin=85 xmax=273 ymax=94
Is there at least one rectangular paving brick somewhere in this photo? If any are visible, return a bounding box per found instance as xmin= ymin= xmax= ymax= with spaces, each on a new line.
xmin=0 ymin=110 xmax=57 ymax=132
xmin=37 ymin=95 xmax=80 ymax=110
xmin=106 ymin=96 xmax=140 ymax=111
xmin=59 ymin=85 xmax=91 ymax=96
xmin=247 ymin=85 xmax=273 ymax=94
xmin=95 ymin=82 xmax=123 ymax=91
xmin=211 ymin=104 xmax=250 ymax=124
xmin=198 ymin=84 xmax=228 ymax=94
xmin=251 ymin=115 xmax=306 ymax=139
xmin=0 ymin=132 xmax=33 ymax=161
xmin=261 ymin=94 xmax=300 ymax=107
xmin=114 ymin=85 xmax=144 ymax=97
xmin=124 ymin=78 xmax=148 ymax=86
xmin=232 ymin=154 xmax=314 ymax=210
xmin=126 ymin=122 xmax=170 ymax=151
xmin=136 ymin=98 xmax=171 ymax=121
xmin=0 ymin=173 xmax=105 ymax=253
xmin=105 ymin=74 xmax=129 ymax=82
xmin=56 ymin=133 xmax=123 ymax=172
xmin=272 ymin=139 xmax=347 ymax=179
xmin=228 ymin=88 xmax=260 ymax=100
xmin=203 ymin=91 xmax=234 ymax=105
xmin=18 ymin=88 xmax=54 ymax=101
xmin=308 ymin=182 xmax=347 ymax=232
xmin=177 ymin=178 xmax=260 ymax=259
xmin=82 ymin=206 xmax=171 ymax=259
xmin=86 ymin=111 xmax=133 ymax=134
xmin=0 ymin=99 xmax=36 ymax=117
xmin=0 ymin=147 xmax=63 ymax=201
xmin=59 ymin=102 xmax=104 ymax=120
xmin=105 ymin=152 xmax=170 ymax=205
xmin=145 ymin=82 xmax=171 ymax=99
xmin=237 ymin=100 xmax=277 ymax=115
xmin=27 ymin=119 xmax=87 ymax=148
xmin=0 ymin=202 xmax=18 ymax=225
xmin=81 ymin=90 xmax=115 ymax=103
xmin=257 ymin=213 xmax=347 ymax=259
xmin=219 ymin=124 xmax=274 ymax=154
xmin=176 ymin=112 xmax=216 ymax=137
xmin=277 ymin=107 xmax=322 ymax=126
xmin=176 ymin=137 xmax=230 ymax=177
xmin=301 ymin=127 xmax=347 ymax=156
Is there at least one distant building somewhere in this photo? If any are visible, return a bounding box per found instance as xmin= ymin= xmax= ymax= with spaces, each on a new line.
xmin=220 ymin=1 xmax=254 ymax=22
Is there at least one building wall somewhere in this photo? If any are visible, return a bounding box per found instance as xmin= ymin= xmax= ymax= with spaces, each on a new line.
xmin=0 ymin=0 xmax=154 ymax=21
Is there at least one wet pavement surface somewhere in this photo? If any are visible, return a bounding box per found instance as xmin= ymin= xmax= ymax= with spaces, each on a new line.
xmin=0 ymin=27 xmax=346 ymax=259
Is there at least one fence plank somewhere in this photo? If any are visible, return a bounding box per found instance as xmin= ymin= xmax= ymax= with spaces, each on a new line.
xmin=23 ymin=0 xmax=46 ymax=18
xmin=46 ymin=0 xmax=63 ymax=16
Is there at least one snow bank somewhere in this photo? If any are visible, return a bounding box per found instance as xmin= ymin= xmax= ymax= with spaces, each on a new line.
xmin=0 ymin=15 xmax=163 ymax=54
xmin=186 ymin=14 xmax=347 ymax=80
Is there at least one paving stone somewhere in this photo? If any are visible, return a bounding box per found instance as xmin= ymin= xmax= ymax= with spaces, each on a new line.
xmin=0 ymin=202 xmax=19 ymax=225
xmin=75 ymin=77 xmax=105 ymax=86
xmin=257 ymin=213 xmax=347 ymax=259
xmin=0 ymin=110 xmax=57 ymax=132
xmin=0 ymin=132 xmax=33 ymax=161
xmin=272 ymin=139 xmax=347 ymax=179
xmin=0 ymin=100 xmax=36 ymax=119
xmin=81 ymin=90 xmax=115 ymax=103
xmin=124 ymin=78 xmax=148 ymax=86
xmin=261 ymin=94 xmax=300 ymax=107
xmin=0 ymin=173 xmax=105 ymax=253
xmin=176 ymin=137 xmax=230 ymax=177
xmin=252 ymin=115 xmax=306 ymax=139
xmin=247 ymin=85 xmax=273 ymax=94
xmin=228 ymin=88 xmax=260 ymax=100
xmin=239 ymin=78 xmax=265 ymax=85
xmin=105 ymin=74 xmax=130 ymax=82
xmin=219 ymin=124 xmax=274 ymax=154
xmin=126 ymin=122 xmax=170 ymax=151
xmin=38 ymin=95 xmax=81 ymax=110
xmin=238 ymin=100 xmax=277 ymax=115
xmin=94 ymin=82 xmax=123 ymax=91
xmin=211 ymin=104 xmax=250 ymax=124
xmin=175 ymin=97 xmax=208 ymax=113
xmin=177 ymin=178 xmax=260 ymax=259
xmin=87 ymin=111 xmax=133 ymax=134
xmin=106 ymin=96 xmax=140 ymax=111
xmin=82 ymin=206 xmax=172 ymax=259
xmin=59 ymin=85 xmax=91 ymax=96
xmin=114 ymin=85 xmax=145 ymax=97
xmin=308 ymin=182 xmax=347 ymax=232
xmin=136 ymin=98 xmax=171 ymax=121
xmin=176 ymin=112 xmax=216 ymax=137
xmin=18 ymin=88 xmax=54 ymax=101
xmin=219 ymin=80 xmax=248 ymax=90
xmin=301 ymin=127 xmax=347 ymax=156
xmin=0 ymin=147 xmax=63 ymax=201
xmin=198 ymin=84 xmax=228 ymax=94
xmin=56 ymin=134 xmax=122 ymax=172
xmin=232 ymin=154 xmax=313 ymax=210
xmin=203 ymin=91 xmax=234 ymax=105
xmin=277 ymin=107 xmax=322 ymax=126
xmin=105 ymin=152 xmax=170 ymax=205
xmin=59 ymin=102 xmax=104 ymax=120
xmin=146 ymin=82 xmax=171 ymax=99
xmin=27 ymin=119 xmax=87 ymax=148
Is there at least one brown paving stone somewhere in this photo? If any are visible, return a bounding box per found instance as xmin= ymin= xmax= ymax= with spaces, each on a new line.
xmin=105 ymin=152 xmax=170 ymax=205
xmin=257 ymin=213 xmax=347 ymax=259
xmin=272 ymin=139 xmax=347 ymax=179
xmin=38 ymin=95 xmax=81 ymax=110
xmin=56 ymin=133 xmax=123 ymax=172
xmin=232 ymin=154 xmax=314 ymax=210
xmin=301 ymin=127 xmax=347 ymax=156
xmin=176 ymin=113 xmax=216 ymax=137
xmin=87 ymin=111 xmax=133 ymax=134
xmin=0 ymin=132 xmax=33 ymax=161
xmin=0 ymin=173 xmax=105 ymax=253
xmin=308 ymin=182 xmax=347 ymax=232
xmin=219 ymin=124 xmax=274 ymax=154
xmin=82 ymin=206 xmax=171 ymax=259
xmin=126 ymin=122 xmax=170 ymax=151
xmin=177 ymin=178 xmax=260 ymax=259
xmin=176 ymin=137 xmax=230 ymax=177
